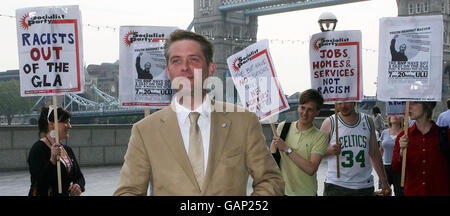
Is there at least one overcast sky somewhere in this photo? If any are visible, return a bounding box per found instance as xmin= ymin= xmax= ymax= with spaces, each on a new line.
xmin=0 ymin=0 xmax=397 ymax=96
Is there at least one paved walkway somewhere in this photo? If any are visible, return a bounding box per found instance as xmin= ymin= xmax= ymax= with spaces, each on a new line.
xmin=0 ymin=161 xmax=381 ymax=196
xmin=0 ymin=166 xmax=122 ymax=196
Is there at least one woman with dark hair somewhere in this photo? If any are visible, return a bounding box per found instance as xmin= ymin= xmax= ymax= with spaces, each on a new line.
xmin=27 ymin=106 xmax=85 ymax=196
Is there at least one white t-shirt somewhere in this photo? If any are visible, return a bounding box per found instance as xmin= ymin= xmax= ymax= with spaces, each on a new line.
xmin=380 ymin=129 xmax=396 ymax=165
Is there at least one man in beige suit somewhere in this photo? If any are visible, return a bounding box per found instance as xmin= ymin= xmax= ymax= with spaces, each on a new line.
xmin=114 ymin=30 xmax=284 ymax=196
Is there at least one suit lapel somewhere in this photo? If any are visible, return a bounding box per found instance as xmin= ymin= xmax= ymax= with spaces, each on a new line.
xmin=202 ymin=108 xmax=231 ymax=193
xmin=159 ymin=106 xmax=200 ymax=191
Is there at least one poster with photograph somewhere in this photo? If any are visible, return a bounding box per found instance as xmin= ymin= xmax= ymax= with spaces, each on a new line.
xmin=16 ymin=5 xmax=84 ymax=96
xmin=119 ymin=26 xmax=177 ymax=107
xmin=309 ymin=30 xmax=363 ymax=103
xmin=377 ymin=15 xmax=443 ymax=101
xmin=226 ymin=39 xmax=289 ymax=122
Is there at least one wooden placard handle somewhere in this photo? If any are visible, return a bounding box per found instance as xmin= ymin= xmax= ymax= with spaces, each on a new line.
xmin=144 ymin=108 xmax=150 ymax=117
xmin=335 ymin=103 xmax=340 ymax=178
xmin=400 ymin=101 xmax=410 ymax=187
xmin=53 ymin=95 xmax=62 ymax=194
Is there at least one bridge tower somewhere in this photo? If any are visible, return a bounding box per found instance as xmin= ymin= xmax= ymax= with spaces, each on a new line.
xmin=194 ymin=0 xmax=257 ymax=102
xmin=193 ymin=0 xmax=368 ymax=103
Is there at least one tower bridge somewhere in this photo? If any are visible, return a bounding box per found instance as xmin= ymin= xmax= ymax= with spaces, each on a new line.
xmin=2 ymin=0 xmax=382 ymax=125
xmin=193 ymin=0 xmax=367 ymax=102
xmin=218 ymin=0 xmax=367 ymax=16
xmin=14 ymin=87 xmax=375 ymax=125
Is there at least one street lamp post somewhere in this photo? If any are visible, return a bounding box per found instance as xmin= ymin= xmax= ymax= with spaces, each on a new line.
xmin=318 ymin=12 xmax=341 ymax=178
xmin=318 ymin=12 xmax=337 ymax=32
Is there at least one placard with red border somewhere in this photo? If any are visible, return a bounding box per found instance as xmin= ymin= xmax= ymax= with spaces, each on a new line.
xmin=23 ymin=19 xmax=82 ymax=95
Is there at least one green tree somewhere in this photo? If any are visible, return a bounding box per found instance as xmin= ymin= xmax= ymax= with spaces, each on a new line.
xmin=0 ymin=80 xmax=36 ymax=125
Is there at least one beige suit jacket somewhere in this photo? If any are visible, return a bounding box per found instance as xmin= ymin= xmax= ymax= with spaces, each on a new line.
xmin=114 ymin=100 xmax=284 ymax=196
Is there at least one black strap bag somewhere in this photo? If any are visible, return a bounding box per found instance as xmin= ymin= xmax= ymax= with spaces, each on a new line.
xmin=272 ymin=122 xmax=291 ymax=168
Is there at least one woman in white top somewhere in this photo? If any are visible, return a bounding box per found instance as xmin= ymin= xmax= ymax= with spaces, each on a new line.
xmin=379 ymin=116 xmax=404 ymax=196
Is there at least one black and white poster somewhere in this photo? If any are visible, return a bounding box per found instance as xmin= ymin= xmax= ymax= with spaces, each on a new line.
xmin=119 ymin=26 xmax=177 ymax=107
xmin=377 ymin=15 xmax=443 ymax=102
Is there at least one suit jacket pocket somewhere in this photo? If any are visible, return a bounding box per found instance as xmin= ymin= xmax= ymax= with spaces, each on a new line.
xmin=221 ymin=148 xmax=242 ymax=160
xmin=220 ymin=150 xmax=243 ymax=171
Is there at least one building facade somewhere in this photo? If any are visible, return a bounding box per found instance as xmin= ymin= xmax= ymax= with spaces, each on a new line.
xmin=84 ymin=61 xmax=119 ymax=100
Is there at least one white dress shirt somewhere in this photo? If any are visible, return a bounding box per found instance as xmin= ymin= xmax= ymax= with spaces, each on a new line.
xmin=174 ymin=96 xmax=212 ymax=174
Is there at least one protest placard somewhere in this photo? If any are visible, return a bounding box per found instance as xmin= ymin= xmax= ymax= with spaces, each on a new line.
xmin=227 ymin=39 xmax=293 ymax=189
xmin=377 ymin=15 xmax=443 ymax=101
xmin=385 ymin=101 xmax=406 ymax=117
xmin=310 ymin=30 xmax=363 ymax=104
xmin=119 ymin=26 xmax=177 ymax=108
xmin=16 ymin=5 xmax=84 ymax=96
xmin=377 ymin=15 xmax=443 ymax=186
xmin=16 ymin=5 xmax=85 ymax=193
xmin=310 ymin=30 xmax=363 ymax=178
xmin=226 ymin=39 xmax=289 ymax=122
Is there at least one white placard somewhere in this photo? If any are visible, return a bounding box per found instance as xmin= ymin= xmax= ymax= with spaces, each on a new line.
xmin=226 ymin=39 xmax=289 ymax=122
xmin=310 ymin=30 xmax=363 ymax=104
xmin=119 ymin=26 xmax=177 ymax=107
xmin=16 ymin=5 xmax=84 ymax=96
xmin=386 ymin=101 xmax=406 ymax=117
xmin=377 ymin=15 xmax=443 ymax=102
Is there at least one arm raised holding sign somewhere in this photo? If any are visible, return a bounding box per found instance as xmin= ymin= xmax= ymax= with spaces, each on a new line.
xmin=270 ymin=89 xmax=328 ymax=196
xmin=321 ymin=117 xmax=342 ymax=157
xmin=320 ymin=102 xmax=390 ymax=196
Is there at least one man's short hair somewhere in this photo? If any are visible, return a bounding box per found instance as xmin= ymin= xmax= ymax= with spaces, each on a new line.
xmin=299 ymin=89 xmax=324 ymax=110
xmin=164 ymin=30 xmax=214 ymax=65
xmin=447 ymin=99 xmax=450 ymax=109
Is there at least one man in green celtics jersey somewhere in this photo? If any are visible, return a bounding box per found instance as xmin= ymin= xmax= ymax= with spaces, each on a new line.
xmin=271 ymin=89 xmax=328 ymax=196
xmin=320 ymin=102 xmax=391 ymax=196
